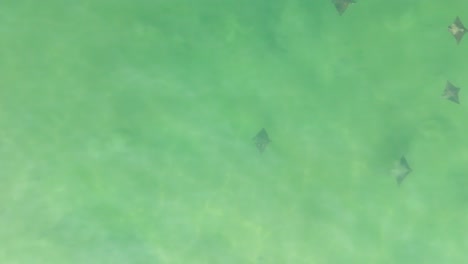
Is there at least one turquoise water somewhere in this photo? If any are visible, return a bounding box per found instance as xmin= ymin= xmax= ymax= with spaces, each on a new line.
xmin=0 ymin=1 xmax=467 ymax=263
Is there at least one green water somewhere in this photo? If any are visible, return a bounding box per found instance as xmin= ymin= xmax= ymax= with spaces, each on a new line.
xmin=0 ymin=1 xmax=467 ymax=263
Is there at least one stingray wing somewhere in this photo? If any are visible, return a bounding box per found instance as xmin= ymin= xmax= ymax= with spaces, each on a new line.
xmin=455 ymin=17 xmax=466 ymax=43
xmin=395 ymin=157 xmax=411 ymax=185
xmin=445 ymin=81 xmax=458 ymax=94
xmin=334 ymin=2 xmax=349 ymax=15
xmin=446 ymin=81 xmax=455 ymax=90
xmin=455 ymin=16 xmax=465 ymax=29
xmin=444 ymin=82 xmax=460 ymax=103
xmin=455 ymin=31 xmax=465 ymax=44
xmin=400 ymin=156 xmax=411 ymax=171
xmin=391 ymin=157 xmax=411 ymax=185
xmin=448 ymin=95 xmax=460 ymax=104
xmin=257 ymin=129 xmax=270 ymax=142
xmin=397 ymin=174 xmax=407 ymax=186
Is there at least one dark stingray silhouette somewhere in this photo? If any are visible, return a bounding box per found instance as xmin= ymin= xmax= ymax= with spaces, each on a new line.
xmin=253 ymin=128 xmax=271 ymax=153
xmin=443 ymin=81 xmax=461 ymax=104
xmin=391 ymin=156 xmax=412 ymax=186
xmin=448 ymin=16 xmax=466 ymax=44
xmin=332 ymin=0 xmax=356 ymax=16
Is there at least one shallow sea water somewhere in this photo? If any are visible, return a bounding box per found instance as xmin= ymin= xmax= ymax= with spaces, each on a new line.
xmin=0 ymin=1 xmax=467 ymax=263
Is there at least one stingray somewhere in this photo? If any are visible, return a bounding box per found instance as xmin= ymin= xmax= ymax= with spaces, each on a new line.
xmin=443 ymin=81 xmax=461 ymax=104
xmin=253 ymin=128 xmax=271 ymax=153
xmin=448 ymin=16 xmax=466 ymax=44
xmin=333 ymin=0 xmax=356 ymax=16
xmin=391 ymin=156 xmax=412 ymax=186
